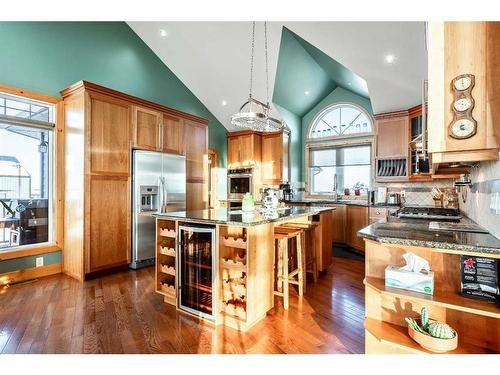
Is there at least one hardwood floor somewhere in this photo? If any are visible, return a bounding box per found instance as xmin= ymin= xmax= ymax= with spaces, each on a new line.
xmin=0 ymin=255 xmax=365 ymax=354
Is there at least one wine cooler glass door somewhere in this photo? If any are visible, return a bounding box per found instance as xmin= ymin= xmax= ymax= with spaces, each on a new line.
xmin=178 ymin=226 xmax=216 ymax=320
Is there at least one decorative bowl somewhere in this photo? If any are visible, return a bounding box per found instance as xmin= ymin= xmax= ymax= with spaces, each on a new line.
xmin=408 ymin=320 xmax=458 ymax=353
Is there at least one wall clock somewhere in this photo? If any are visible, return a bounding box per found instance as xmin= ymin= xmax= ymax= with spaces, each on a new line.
xmin=448 ymin=74 xmax=477 ymax=139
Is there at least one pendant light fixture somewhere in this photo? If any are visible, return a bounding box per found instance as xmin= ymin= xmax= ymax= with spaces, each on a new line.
xmin=231 ymin=22 xmax=283 ymax=132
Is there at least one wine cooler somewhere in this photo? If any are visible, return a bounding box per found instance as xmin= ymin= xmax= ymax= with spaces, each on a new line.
xmin=177 ymin=225 xmax=217 ymax=321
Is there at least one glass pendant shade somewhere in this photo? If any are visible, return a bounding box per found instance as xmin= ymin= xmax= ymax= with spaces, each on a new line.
xmin=231 ymin=97 xmax=282 ymax=132
xmin=231 ymin=22 xmax=283 ymax=132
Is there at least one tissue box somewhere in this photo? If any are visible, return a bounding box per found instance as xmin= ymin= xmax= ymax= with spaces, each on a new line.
xmin=385 ymin=266 xmax=434 ymax=295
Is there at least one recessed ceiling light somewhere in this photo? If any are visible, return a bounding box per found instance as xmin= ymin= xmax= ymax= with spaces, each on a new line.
xmin=222 ymin=100 xmax=227 ymax=106
xmin=385 ymin=54 xmax=396 ymax=64
xmin=304 ymin=91 xmax=310 ymax=96
xmin=159 ymin=29 xmax=168 ymax=37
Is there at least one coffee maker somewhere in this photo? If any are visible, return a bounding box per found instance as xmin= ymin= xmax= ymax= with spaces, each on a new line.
xmin=278 ymin=183 xmax=294 ymax=202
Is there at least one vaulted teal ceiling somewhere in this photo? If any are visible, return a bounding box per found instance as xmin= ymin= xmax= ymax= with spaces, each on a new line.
xmin=273 ymin=27 xmax=369 ymax=117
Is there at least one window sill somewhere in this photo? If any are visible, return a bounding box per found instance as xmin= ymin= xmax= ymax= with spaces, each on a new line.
xmin=0 ymin=243 xmax=61 ymax=261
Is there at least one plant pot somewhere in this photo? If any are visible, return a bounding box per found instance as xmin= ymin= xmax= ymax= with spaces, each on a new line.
xmin=344 ymin=188 xmax=350 ymax=196
xmin=354 ymin=189 xmax=361 ymax=196
xmin=408 ymin=320 xmax=458 ymax=353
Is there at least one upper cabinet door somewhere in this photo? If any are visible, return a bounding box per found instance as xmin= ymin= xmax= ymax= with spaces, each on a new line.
xmin=228 ymin=135 xmax=241 ymax=166
xmin=161 ymin=114 xmax=184 ymax=155
xmin=261 ymin=132 xmax=283 ymax=184
xmin=133 ymin=106 xmax=161 ymax=150
xmin=374 ymin=115 xmax=409 ymax=159
xmin=89 ymin=94 xmax=131 ymax=175
xmin=428 ymin=22 xmax=500 ymax=163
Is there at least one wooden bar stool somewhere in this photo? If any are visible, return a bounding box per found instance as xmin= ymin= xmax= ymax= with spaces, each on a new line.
xmin=280 ymin=222 xmax=319 ymax=291
xmin=273 ymin=226 xmax=305 ymax=310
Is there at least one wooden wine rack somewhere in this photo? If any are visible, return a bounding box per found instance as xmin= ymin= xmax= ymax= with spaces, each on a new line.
xmin=219 ymin=228 xmax=248 ymax=323
xmin=156 ymin=219 xmax=177 ymax=306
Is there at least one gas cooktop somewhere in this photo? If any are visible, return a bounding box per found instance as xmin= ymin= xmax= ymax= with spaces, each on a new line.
xmin=398 ymin=206 xmax=461 ymax=221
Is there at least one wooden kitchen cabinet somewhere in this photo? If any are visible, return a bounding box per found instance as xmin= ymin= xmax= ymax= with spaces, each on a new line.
xmin=262 ymin=130 xmax=290 ymax=184
xmin=331 ymin=204 xmax=346 ymax=243
xmin=184 ymin=119 xmax=208 ymax=210
xmin=369 ymin=207 xmax=387 ymax=224
xmin=428 ymin=22 xmax=500 ymax=164
xmin=89 ymin=93 xmax=131 ymax=175
xmin=61 ymin=80 xmax=209 ymax=281
xmin=161 ymin=114 xmax=184 ymax=155
xmin=227 ymin=131 xmax=262 ymax=167
xmin=133 ymin=106 xmax=162 ymax=150
xmin=375 ymin=113 xmax=409 ymax=159
xmin=374 ymin=111 xmax=410 ymax=182
xmin=346 ymin=205 xmax=368 ymax=252
xmin=89 ymin=175 xmax=130 ymax=272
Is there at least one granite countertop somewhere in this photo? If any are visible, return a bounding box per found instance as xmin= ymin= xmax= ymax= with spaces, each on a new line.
xmin=154 ymin=206 xmax=335 ymax=227
xmin=358 ymin=217 xmax=500 ymax=256
xmin=286 ymin=198 xmax=399 ymax=208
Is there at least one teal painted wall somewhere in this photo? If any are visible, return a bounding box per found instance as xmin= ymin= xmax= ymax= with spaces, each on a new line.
xmin=273 ymin=28 xmax=336 ymax=117
xmin=0 ymin=251 xmax=61 ymax=274
xmin=0 ymin=21 xmax=227 ymax=276
xmin=275 ymin=104 xmax=302 ymax=184
xmin=0 ymin=22 xmax=227 ymax=165
xmin=300 ymin=86 xmax=374 ymax=181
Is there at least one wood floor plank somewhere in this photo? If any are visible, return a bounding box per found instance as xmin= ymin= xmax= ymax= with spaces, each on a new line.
xmin=0 ymin=254 xmax=365 ymax=354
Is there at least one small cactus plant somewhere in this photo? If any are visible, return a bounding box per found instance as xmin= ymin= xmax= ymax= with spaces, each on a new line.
xmin=428 ymin=322 xmax=455 ymax=339
xmin=420 ymin=307 xmax=429 ymax=331
xmin=406 ymin=307 xmax=456 ymax=340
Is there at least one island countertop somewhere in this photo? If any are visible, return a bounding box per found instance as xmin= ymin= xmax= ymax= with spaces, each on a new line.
xmin=154 ymin=206 xmax=335 ymax=227
xmin=358 ymin=218 xmax=500 ymax=256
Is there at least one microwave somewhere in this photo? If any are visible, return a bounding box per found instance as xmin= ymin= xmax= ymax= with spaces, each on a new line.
xmin=227 ymin=168 xmax=254 ymax=200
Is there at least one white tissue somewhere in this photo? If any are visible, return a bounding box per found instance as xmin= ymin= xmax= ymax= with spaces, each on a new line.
xmin=400 ymin=252 xmax=430 ymax=273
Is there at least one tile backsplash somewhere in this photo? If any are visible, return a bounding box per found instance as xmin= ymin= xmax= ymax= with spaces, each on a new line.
xmin=376 ymin=181 xmax=456 ymax=207
xmin=461 ymin=155 xmax=500 ymax=239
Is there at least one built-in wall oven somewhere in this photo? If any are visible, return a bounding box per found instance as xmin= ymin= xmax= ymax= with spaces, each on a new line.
xmin=227 ymin=168 xmax=254 ymax=200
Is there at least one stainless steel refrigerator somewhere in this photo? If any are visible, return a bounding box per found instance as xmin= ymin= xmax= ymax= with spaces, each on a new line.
xmin=131 ymin=150 xmax=186 ymax=269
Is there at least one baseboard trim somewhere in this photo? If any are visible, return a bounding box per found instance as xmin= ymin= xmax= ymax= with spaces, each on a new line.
xmin=0 ymin=263 xmax=62 ymax=286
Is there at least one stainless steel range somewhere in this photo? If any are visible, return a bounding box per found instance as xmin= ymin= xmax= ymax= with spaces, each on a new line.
xmin=398 ymin=206 xmax=461 ymax=221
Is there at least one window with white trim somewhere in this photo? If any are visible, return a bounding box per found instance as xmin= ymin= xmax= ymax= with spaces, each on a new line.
xmin=308 ymin=103 xmax=372 ymax=139
xmin=307 ymin=102 xmax=373 ymax=195
xmin=0 ymin=92 xmax=54 ymax=250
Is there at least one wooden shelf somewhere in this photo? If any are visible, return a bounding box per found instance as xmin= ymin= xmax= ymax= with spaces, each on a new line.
xmin=161 ymin=264 xmax=176 ymax=276
xmin=159 ymin=228 xmax=176 ymax=238
xmin=222 ymin=300 xmax=246 ymax=320
xmin=185 ymin=260 xmax=212 ymax=270
xmin=221 ymin=258 xmax=246 ymax=271
xmin=365 ymin=277 xmax=500 ymax=319
xmin=159 ymin=246 xmax=176 ymax=257
xmin=160 ymin=282 xmax=176 ymax=297
xmin=364 ymin=318 xmax=492 ymax=354
xmin=186 ymin=282 xmax=212 ymax=294
xmin=221 ymin=236 xmax=247 ymax=249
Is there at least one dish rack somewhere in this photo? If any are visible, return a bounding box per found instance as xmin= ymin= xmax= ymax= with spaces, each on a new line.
xmin=376 ymin=158 xmax=407 ymax=179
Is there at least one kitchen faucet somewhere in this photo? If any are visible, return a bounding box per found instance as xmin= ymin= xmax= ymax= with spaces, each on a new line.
xmin=333 ymin=173 xmax=339 ymax=202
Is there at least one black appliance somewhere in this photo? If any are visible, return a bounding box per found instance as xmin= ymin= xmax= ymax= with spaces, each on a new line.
xmin=278 ymin=183 xmax=294 ymax=202
xmin=398 ymin=206 xmax=461 ymax=221
xmin=227 ymin=168 xmax=253 ymax=200
xmin=17 ymin=199 xmax=49 ymax=245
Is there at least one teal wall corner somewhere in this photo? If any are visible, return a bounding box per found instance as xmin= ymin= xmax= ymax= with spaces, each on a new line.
xmin=0 ymin=21 xmax=227 ymax=164
xmin=274 ymin=103 xmax=302 ymax=184
xmin=300 ymin=87 xmax=374 ymax=182
xmin=0 ymin=251 xmax=61 ymax=274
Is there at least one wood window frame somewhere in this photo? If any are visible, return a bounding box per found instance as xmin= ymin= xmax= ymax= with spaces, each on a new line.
xmin=207 ymin=148 xmax=218 ymax=209
xmin=0 ymin=84 xmax=63 ymax=261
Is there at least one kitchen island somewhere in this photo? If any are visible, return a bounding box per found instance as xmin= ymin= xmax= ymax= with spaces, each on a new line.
xmin=358 ymin=218 xmax=500 ymax=354
xmin=154 ymin=206 xmax=334 ymax=331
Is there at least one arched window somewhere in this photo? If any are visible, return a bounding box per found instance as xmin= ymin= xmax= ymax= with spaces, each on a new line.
xmin=308 ymin=103 xmax=372 ymax=139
